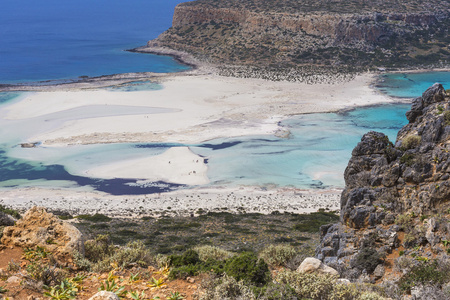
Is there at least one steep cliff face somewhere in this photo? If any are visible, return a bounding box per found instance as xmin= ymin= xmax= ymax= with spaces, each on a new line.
xmin=317 ymin=84 xmax=450 ymax=283
xmin=150 ymin=0 xmax=450 ymax=70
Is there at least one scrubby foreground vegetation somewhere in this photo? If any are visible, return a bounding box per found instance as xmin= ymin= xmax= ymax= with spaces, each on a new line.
xmin=1 ymin=205 xmax=449 ymax=299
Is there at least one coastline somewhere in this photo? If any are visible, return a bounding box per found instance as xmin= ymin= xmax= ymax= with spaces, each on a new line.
xmin=0 ymin=47 xmax=437 ymax=217
xmin=0 ymin=185 xmax=341 ymax=217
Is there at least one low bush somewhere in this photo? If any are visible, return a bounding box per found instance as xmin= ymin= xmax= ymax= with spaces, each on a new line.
xmin=0 ymin=205 xmax=20 ymax=219
xmin=76 ymin=213 xmax=111 ymax=222
xmin=275 ymin=270 xmax=359 ymax=300
xmin=72 ymin=250 xmax=93 ymax=271
xmin=394 ymin=213 xmax=413 ymax=230
xmin=193 ymin=245 xmax=234 ymax=262
xmin=169 ymin=249 xmax=200 ymax=267
xmin=399 ymin=153 xmax=415 ymax=166
xmin=93 ymin=240 xmax=154 ymax=272
xmin=291 ymin=212 xmax=339 ymax=233
xmin=199 ymin=274 xmax=255 ymax=300
xmin=254 ymin=282 xmax=298 ymax=300
xmin=224 ymin=252 xmax=271 ymax=286
xmin=84 ymin=234 xmax=115 ymax=263
xmin=444 ymin=110 xmax=450 ymax=125
xmin=395 ymin=256 xmax=418 ymax=274
xmin=258 ymin=244 xmax=297 ymax=267
xmin=353 ymin=248 xmax=384 ymax=274
xmin=398 ymin=260 xmax=450 ymax=293
xmin=401 ymin=135 xmax=421 ymax=150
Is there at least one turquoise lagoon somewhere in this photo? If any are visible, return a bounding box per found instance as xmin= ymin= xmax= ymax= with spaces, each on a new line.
xmin=0 ymin=94 xmax=412 ymax=194
xmin=2 ymin=71 xmax=450 ymax=194
xmin=1 ymin=74 xmax=448 ymax=194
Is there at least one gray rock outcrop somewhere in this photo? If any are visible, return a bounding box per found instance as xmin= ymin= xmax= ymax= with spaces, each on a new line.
xmin=317 ymin=84 xmax=450 ymax=281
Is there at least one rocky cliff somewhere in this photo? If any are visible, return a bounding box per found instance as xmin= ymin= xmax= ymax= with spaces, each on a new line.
xmin=150 ymin=0 xmax=450 ymax=73
xmin=317 ymin=84 xmax=450 ymax=288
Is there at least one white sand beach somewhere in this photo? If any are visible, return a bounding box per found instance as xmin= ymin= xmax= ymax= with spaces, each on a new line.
xmin=4 ymin=73 xmax=395 ymax=147
xmin=0 ymin=71 xmax=399 ymax=214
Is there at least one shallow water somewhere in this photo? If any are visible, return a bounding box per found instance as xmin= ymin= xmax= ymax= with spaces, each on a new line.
xmin=0 ymin=93 xmax=411 ymax=193
xmin=376 ymin=72 xmax=450 ymax=98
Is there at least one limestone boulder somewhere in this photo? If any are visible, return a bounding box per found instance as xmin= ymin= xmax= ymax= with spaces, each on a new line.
xmin=0 ymin=211 xmax=16 ymax=227
xmin=1 ymin=207 xmax=84 ymax=260
xmin=88 ymin=291 xmax=120 ymax=300
xmin=297 ymin=257 xmax=339 ymax=276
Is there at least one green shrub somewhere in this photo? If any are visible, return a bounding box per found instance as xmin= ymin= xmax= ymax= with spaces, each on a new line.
xmin=358 ymin=292 xmax=385 ymax=300
xmin=259 ymin=244 xmax=297 ymax=267
xmin=398 ymin=260 xmax=449 ymax=293
xmin=155 ymin=254 xmax=170 ymax=268
xmin=400 ymin=153 xmax=415 ymax=166
xmin=353 ymin=248 xmax=384 ymax=274
xmin=292 ymin=212 xmax=339 ymax=233
xmin=169 ymin=258 xmax=226 ymax=279
xmin=93 ymin=240 xmax=154 ymax=272
xmin=401 ymin=135 xmax=421 ymax=150
xmin=193 ymin=245 xmax=234 ymax=262
xmin=444 ymin=110 xmax=450 ymax=125
xmin=224 ymin=252 xmax=271 ymax=286
xmin=27 ymin=261 xmax=67 ymax=286
xmin=169 ymin=249 xmax=200 ymax=267
xmin=0 ymin=205 xmax=20 ymax=219
xmin=276 ymin=270 xmax=358 ymax=300
xmin=72 ymin=250 xmax=92 ymax=271
xmin=76 ymin=213 xmax=111 ymax=222
xmin=84 ymin=234 xmax=115 ymax=263
xmin=395 ymin=213 xmax=413 ymax=230
xmin=199 ymin=274 xmax=255 ymax=300
xmin=254 ymin=283 xmax=298 ymax=300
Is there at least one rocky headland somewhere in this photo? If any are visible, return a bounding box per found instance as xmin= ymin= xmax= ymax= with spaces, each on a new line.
xmin=145 ymin=0 xmax=450 ymax=81
xmin=317 ymin=83 xmax=450 ymax=295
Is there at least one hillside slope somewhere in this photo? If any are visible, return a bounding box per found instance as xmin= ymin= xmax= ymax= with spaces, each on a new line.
xmin=150 ymin=0 xmax=450 ymax=73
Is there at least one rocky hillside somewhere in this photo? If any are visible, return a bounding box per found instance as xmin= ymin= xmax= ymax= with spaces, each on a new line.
xmin=150 ymin=0 xmax=450 ymax=74
xmin=317 ymin=84 xmax=450 ymax=295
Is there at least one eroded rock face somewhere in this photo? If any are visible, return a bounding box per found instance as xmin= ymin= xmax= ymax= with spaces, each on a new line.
xmin=149 ymin=1 xmax=450 ymax=69
xmin=1 ymin=207 xmax=84 ymax=260
xmin=317 ymin=84 xmax=450 ymax=281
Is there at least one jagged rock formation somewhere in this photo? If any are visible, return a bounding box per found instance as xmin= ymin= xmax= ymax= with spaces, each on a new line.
xmin=150 ymin=0 xmax=450 ymax=72
xmin=317 ymin=84 xmax=450 ymax=282
xmin=1 ymin=206 xmax=84 ymax=261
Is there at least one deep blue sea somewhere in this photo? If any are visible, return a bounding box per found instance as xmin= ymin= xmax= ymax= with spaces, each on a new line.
xmin=0 ymin=1 xmax=449 ymax=194
xmin=0 ymin=0 xmax=189 ymax=83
